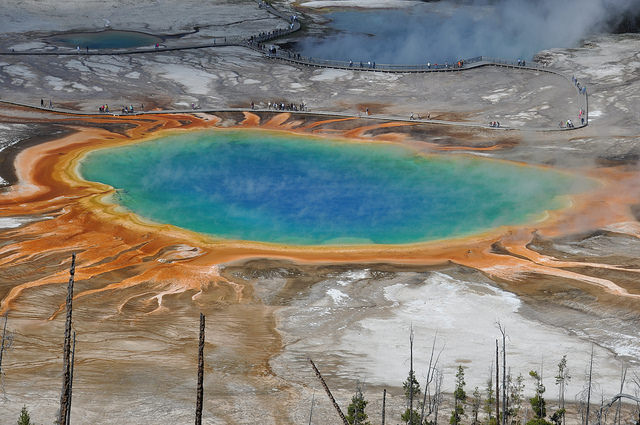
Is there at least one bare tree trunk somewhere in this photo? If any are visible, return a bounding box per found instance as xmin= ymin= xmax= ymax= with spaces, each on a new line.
xmin=614 ymin=363 xmax=627 ymax=425
xmin=66 ymin=331 xmax=76 ymax=425
xmin=421 ymin=335 xmax=440 ymax=425
xmin=409 ymin=328 xmax=414 ymax=424
xmin=540 ymin=359 xmax=545 ymax=422
xmin=195 ymin=313 xmax=205 ymax=425
xmin=499 ymin=325 xmax=507 ymax=425
xmin=0 ymin=313 xmax=7 ymax=379
xmin=434 ymin=370 xmax=443 ymax=425
xmin=58 ymin=253 xmax=76 ymax=425
xmin=309 ymin=359 xmax=349 ymax=425
xmin=308 ymin=390 xmax=315 ymax=425
xmin=586 ymin=345 xmax=594 ymax=425
xmin=0 ymin=312 xmax=10 ymax=397
xmin=382 ymin=388 xmax=386 ymax=425
xmin=496 ymin=340 xmax=500 ymax=424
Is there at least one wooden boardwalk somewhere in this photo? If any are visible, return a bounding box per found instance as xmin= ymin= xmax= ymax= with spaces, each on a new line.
xmin=0 ymin=0 xmax=588 ymax=130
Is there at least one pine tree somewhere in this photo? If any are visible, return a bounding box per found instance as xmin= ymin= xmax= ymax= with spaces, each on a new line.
xmin=402 ymin=370 xmax=422 ymax=424
xmin=18 ymin=406 xmax=32 ymax=425
xmin=554 ymin=356 xmax=570 ymax=425
xmin=484 ymin=367 xmax=497 ymax=425
xmin=450 ymin=366 xmax=467 ymax=425
xmin=508 ymin=373 xmax=525 ymax=425
xmin=346 ymin=386 xmax=371 ymax=425
xmin=526 ymin=371 xmax=552 ymax=425
xmin=471 ymin=386 xmax=482 ymax=425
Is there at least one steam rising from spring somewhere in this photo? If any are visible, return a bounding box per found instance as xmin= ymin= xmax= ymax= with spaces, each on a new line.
xmin=296 ymin=0 xmax=640 ymax=64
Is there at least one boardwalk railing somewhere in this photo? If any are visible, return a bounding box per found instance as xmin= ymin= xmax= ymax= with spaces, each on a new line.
xmin=0 ymin=0 xmax=589 ymax=129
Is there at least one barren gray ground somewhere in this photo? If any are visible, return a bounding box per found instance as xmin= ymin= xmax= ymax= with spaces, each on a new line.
xmin=1 ymin=1 xmax=640 ymax=424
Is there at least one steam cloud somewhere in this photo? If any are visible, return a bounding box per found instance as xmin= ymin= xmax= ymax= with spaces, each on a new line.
xmin=296 ymin=0 xmax=640 ymax=64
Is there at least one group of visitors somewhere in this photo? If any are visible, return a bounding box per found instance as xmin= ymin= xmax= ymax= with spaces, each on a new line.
xmin=97 ymin=104 xmax=145 ymax=114
xmin=489 ymin=121 xmax=501 ymax=128
xmin=249 ymin=27 xmax=293 ymax=45
xmin=578 ymin=108 xmax=586 ymax=126
xmin=40 ymin=98 xmax=53 ymax=109
xmin=348 ymin=60 xmax=376 ymax=69
xmin=284 ymin=51 xmax=302 ymax=60
xmin=559 ymin=119 xmax=575 ymax=128
xmin=121 ymin=104 xmax=137 ymax=114
xmin=572 ymin=75 xmax=587 ymax=95
xmin=425 ymin=62 xmax=451 ymax=70
xmin=517 ymin=59 xmax=527 ymax=66
xmin=266 ymin=101 xmax=307 ymax=111
xmin=409 ymin=112 xmax=431 ymax=120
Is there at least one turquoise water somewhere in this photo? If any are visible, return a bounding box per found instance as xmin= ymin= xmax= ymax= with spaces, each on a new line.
xmin=80 ymin=130 xmax=585 ymax=245
xmin=50 ymin=30 xmax=161 ymax=49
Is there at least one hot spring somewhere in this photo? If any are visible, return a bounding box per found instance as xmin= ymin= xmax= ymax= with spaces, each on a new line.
xmin=295 ymin=0 xmax=634 ymax=64
xmin=49 ymin=30 xmax=162 ymax=49
xmin=80 ymin=130 xmax=587 ymax=245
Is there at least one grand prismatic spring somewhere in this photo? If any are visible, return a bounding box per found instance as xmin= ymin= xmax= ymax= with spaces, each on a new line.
xmin=1 ymin=0 xmax=640 ymax=424
xmin=80 ymin=129 xmax=586 ymax=245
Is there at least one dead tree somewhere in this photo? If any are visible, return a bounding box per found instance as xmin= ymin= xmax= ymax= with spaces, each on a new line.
xmin=195 ymin=313 xmax=205 ymax=425
xmin=308 ymin=390 xmax=315 ymax=425
xmin=0 ymin=312 xmax=14 ymax=397
xmin=433 ymin=368 xmax=444 ymax=425
xmin=382 ymin=388 xmax=386 ymax=425
xmin=498 ymin=324 xmax=507 ymax=425
xmin=420 ymin=335 xmax=444 ymax=425
xmin=0 ymin=313 xmax=7 ymax=375
xmin=66 ymin=331 xmax=76 ymax=425
xmin=596 ymin=393 xmax=640 ymax=425
xmin=613 ymin=362 xmax=627 ymax=425
xmin=586 ymin=345 xmax=594 ymax=425
xmin=58 ymin=253 xmax=76 ymax=425
xmin=309 ymin=359 xmax=349 ymax=425
xmin=409 ymin=327 xmax=415 ymax=424
xmin=496 ymin=339 xmax=500 ymax=424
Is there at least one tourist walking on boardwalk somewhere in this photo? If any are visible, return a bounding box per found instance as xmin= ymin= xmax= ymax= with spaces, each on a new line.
xmin=40 ymin=98 xmax=44 ymax=107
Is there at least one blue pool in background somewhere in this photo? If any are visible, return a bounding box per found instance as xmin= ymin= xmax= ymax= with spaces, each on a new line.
xmin=294 ymin=1 xmax=593 ymax=65
xmin=80 ymin=130 xmax=587 ymax=245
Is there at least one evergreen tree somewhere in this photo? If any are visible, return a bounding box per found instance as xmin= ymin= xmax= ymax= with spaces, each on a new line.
xmin=526 ymin=371 xmax=552 ymax=425
xmin=554 ymin=356 xmax=570 ymax=425
xmin=402 ymin=370 xmax=422 ymax=424
xmin=450 ymin=366 xmax=467 ymax=425
xmin=346 ymin=386 xmax=371 ymax=425
xmin=549 ymin=410 xmax=564 ymax=425
xmin=484 ymin=368 xmax=497 ymax=425
xmin=508 ymin=373 xmax=525 ymax=425
xmin=17 ymin=406 xmax=32 ymax=425
xmin=471 ymin=386 xmax=482 ymax=425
